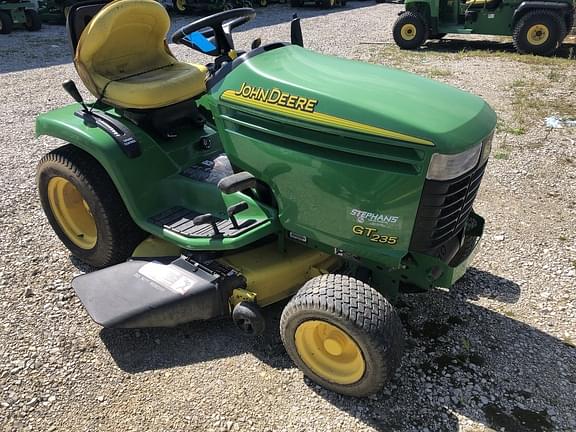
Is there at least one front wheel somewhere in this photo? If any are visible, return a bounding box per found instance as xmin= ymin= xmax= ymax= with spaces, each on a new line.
xmin=37 ymin=145 xmax=147 ymax=268
xmin=280 ymin=274 xmax=404 ymax=397
xmin=24 ymin=9 xmax=42 ymax=31
xmin=393 ymin=11 xmax=428 ymax=49
xmin=513 ymin=10 xmax=566 ymax=56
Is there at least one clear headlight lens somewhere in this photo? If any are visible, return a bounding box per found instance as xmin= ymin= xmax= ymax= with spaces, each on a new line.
xmin=426 ymin=130 xmax=494 ymax=181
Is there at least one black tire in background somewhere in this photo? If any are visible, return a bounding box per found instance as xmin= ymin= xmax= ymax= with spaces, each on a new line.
xmin=24 ymin=9 xmax=42 ymax=31
xmin=280 ymin=274 xmax=404 ymax=397
xmin=0 ymin=11 xmax=13 ymax=34
xmin=36 ymin=145 xmax=147 ymax=268
xmin=393 ymin=11 xmax=428 ymax=49
xmin=512 ymin=9 xmax=566 ymax=56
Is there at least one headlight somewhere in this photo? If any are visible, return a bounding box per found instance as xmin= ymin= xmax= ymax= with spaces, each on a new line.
xmin=426 ymin=131 xmax=494 ymax=181
xmin=479 ymin=130 xmax=494 ymax=165
xmin=426 ymin=143 xmax=482 ymax=181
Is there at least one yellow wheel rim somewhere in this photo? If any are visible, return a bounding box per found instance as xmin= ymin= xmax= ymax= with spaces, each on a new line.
xmin=295 ymin=320 xmax=365 ymax=385
xmin=527 ymin=24 xmax=549 ymax=46
xmin=401 ymin=23 xmax=417 ymax=41
xmin=47 ymin=177 xmax=97 ymax=250
xmin=175 ymin=0 xmax=186 ymax=11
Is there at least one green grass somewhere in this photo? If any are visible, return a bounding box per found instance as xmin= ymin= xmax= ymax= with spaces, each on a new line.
xmin=427 ymin=68 xmax=452 ymax=78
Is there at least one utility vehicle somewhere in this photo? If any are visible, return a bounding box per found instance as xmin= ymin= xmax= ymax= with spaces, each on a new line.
xmin=170 ymin=0 xmax=257 ymax=15
xmin=0 ymin=0 xmax=41 ymax=33
xmin=393 ymin=0 xmax=575 ymax=55
xmin=36 ymin=0 xmax=496 ymax=396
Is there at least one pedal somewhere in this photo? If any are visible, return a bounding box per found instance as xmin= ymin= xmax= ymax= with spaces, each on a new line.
xmin=193 ymin=213 xmax=220 ymax=235
xmin=217 ymin=171 xmax=256 ymax=194
xmin=227 ymin=201 xmax=249 ymax=229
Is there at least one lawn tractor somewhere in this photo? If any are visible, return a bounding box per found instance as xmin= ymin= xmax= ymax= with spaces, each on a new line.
xmin=36 ymin=0 xmax=496 ymax=396
xmin=0 ymin=0 xmax=41 ymax=34
xmin=169 ymin=0 xmax=263 ymax=16
xmin=290 ymin=0 xmax=345 ymax=8
xmin=393 ymin=0 xmax=575 ymax=55
xmin=38 ymin=0 xmax=80 ymax=24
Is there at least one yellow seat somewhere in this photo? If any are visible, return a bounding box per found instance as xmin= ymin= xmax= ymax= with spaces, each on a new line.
xmin=75 ymin=0 xmax=207 ymax=110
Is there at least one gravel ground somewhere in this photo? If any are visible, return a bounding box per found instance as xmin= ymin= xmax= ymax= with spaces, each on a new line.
xmin=1 ymin=3 xmax=576 ymax=431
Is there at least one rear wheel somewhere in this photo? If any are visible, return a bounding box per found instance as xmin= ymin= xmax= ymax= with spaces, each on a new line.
xmin=513 ymin=10 xmax=566 ymax=56
xmin=280 ymin=274 xmax=404 ymax=396
xmin=24 ymin=9 xmax=42 ymax=31
xmin=172 ymin=0 xmax=188 ymax=14
xmin=393 ymin=11 xmax=428 ymax=49
xmin=0 ymin=11 xmax=13 ymax=34
xmin=37 ymin=145 xmax=147 ymax=268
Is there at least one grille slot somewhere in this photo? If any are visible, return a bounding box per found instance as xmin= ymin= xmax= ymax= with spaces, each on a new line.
xmin=410 ymin=162 xmax=487 ymax=252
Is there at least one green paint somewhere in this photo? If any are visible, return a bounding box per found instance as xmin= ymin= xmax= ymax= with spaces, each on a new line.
xmin=36 ymin=43 xmax=496 ymax=298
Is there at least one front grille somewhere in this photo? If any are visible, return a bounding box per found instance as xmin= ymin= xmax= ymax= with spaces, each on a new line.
xmin=410 ymin=162 xmax=487 ymax=254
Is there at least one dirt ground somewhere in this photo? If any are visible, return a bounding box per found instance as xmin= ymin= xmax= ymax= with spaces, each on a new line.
xmin=0 ymin=3 xmax=575 ymax=432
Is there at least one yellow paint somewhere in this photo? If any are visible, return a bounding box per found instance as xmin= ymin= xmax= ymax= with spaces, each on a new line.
xmin=221 ymin=90 xmax=433 ymax=145
xmin=527 ymin=24 xmax=549 ymax=46
xmin=229 ymin=288 xmax=257 ymax=307
xmin=400 ymin=23 xmax=417 ymax=41
xmin=132 ymin=236 xmax=181 ymax=257
xmin=228 ymin=49 xmax=238 ymax=60
xmin=47 ymin=177 xmax=97 ymax=249
xmin=295 ymin=320 xmax=365 ymax=384
xmin=174 ymin=0 xmax=186 ymax=11
xmin=219 ymin=242 xmax=341 ymax=307
xmin=75 ymin=0 xmax=207 ymax=109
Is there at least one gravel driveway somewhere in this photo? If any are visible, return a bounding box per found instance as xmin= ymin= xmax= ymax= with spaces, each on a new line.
xmin=1 ymin=3 xmax=575 ymax=431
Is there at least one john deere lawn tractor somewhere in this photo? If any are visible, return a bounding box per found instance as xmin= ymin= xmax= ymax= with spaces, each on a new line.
xmin=0 ymin=0 xmax=41 ymax=34
xmin=36 ymin=0 xmax=496 ymax=396
xmin=393 ymin=0 xmax=575 ymax=55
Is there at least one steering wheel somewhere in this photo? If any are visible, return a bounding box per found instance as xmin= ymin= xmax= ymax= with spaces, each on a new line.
xmin=172 ymin=8 xmax=256 ymax=57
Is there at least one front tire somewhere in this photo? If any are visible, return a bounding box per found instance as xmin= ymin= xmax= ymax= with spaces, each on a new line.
xmin=513 ymin=10 xmax=566 ymax=56
xmin=393 ymin=11 xmax=428 ymax=49
xmin=280 ymin=274 xmax=404 ymax=397
xmin=24 ymin=9 xmax=42 ymax=31
xmin=36 ymin=145 xmax=147 ymax=268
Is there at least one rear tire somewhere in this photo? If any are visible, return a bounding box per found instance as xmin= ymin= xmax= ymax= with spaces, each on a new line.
xmin=0 ymin=11 xmax=13 ymax=34
xmin=37 ymin=145 xmax=147 ymax=268
xmin=393 ymin=11 xmax=428 ymax=49
xmin=513 ymin=10 xmax=566 ymax=56
xmin=24 ymin=9 xmax=42 ymax=31
xmin=280 ymin=274 xmax=404 ymax=397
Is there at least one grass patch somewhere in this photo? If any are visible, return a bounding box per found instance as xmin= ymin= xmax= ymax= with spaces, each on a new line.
xmin=559 ymin=236 xmax=567 ymax=241
xmin=427 ymin=68 xmax=452 ymax=78
xmin=494 ymin=152 xmax=509 ymax=160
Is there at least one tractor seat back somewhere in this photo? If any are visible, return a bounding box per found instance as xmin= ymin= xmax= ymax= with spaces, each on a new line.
xmin=465 ymin=0 xmax=501 ymax=10
xmin=71 ymin=0 xmax=207 ymax=110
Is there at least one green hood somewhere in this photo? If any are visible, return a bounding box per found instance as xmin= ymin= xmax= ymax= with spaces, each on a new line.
xmin=211 ymin=45 xmax=496 ymax=153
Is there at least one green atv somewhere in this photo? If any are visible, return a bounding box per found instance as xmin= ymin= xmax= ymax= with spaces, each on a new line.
xmin=36 ymin=0 xmax=496 ymax=396
xmin=393 ymin=0 xmax=575 ymax=55
xmin=0 ymin=0 xmax=41 ymax=34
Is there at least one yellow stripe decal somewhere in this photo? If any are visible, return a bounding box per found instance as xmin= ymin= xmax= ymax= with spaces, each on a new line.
xmin=220 ymin=90 xmax=433 ymax=146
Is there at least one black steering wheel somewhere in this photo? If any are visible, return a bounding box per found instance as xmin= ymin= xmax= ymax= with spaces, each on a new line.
xmin=172 ymin=8 xmax=256 ymax=57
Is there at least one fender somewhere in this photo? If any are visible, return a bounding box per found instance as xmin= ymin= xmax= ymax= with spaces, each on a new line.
xmin=35 ymin=102 xmax=279 ymax=250
xmin=513 ymin=1 xmax=573 ymax=23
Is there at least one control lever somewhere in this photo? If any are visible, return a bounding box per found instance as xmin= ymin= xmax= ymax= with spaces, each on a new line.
xmin=63 ymin=80 xmax=90 ymax=112
xmin=227 ymin=201 xmax=249 ymax=229
xmin=193 ymin=213 xmax=220 ymax=235
xmin=217 ymin=171 xmax=257 ymax=194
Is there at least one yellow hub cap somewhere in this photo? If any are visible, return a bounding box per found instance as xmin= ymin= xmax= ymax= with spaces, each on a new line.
xmin=401 ymin=23 xmax=417 ymax=41
xmin=175 ymin=0 xmax=186 ymax=10
xmin=47 ymin=177 xmax=97 ymax=249
xmin=295 ymin=320 xmax=365 ymax=385
xmin=527 ymin=24 xmax=549 ymax=46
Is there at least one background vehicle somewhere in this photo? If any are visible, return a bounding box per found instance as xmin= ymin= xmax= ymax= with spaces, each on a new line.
xmin=36 ymin=0 xmax=495 ymax=396
xmin=393 ymin=0 xmax=575 ymax=55
xmin=0 ymin=0 xmax=41 ymax=34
